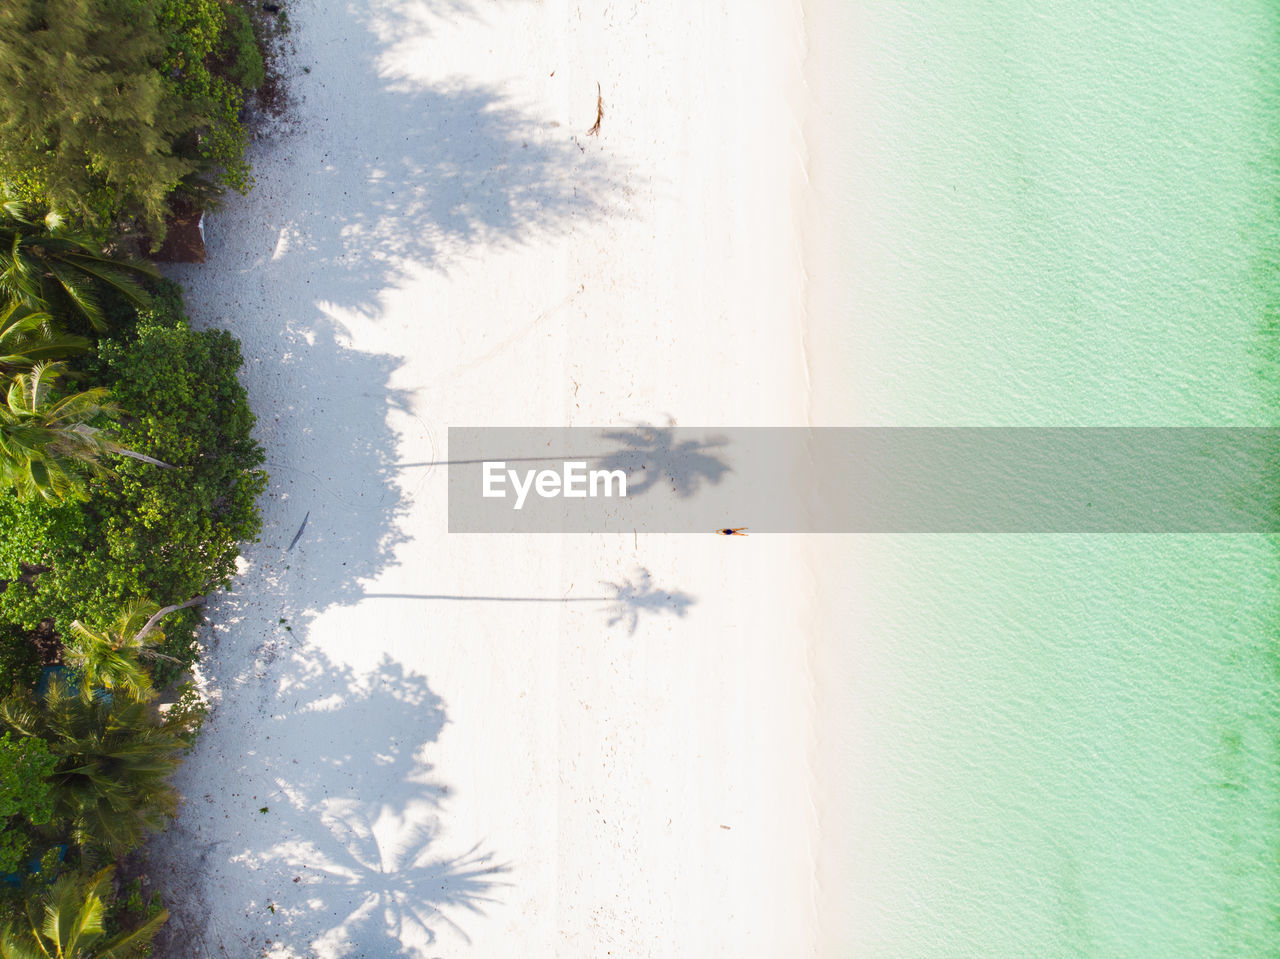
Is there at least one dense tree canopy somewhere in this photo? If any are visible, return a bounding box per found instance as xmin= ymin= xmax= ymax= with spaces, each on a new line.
xmin=0 ymin=732 xmax=55 ymax=874
xmin=0 ymin=0 xmax=265 ymax=239
xmin=0 ymin=0 xmax=267 ymax=937
xmin=0 ymin=0 xmax=200 ymax=234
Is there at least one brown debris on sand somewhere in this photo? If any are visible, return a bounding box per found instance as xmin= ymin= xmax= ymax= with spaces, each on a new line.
xmin=587 ymin=82 xmax=603 ymax=135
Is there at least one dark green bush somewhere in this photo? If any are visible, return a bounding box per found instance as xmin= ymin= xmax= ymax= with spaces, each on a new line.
xmin=0 ymin=731 xmax=55 ymax=874
xmin=159 ymin=0 xmax=264 ymax=196
xmin=0 ymin=282 xmax=266 ymax=677
xmin=0 ymin=625 xmax=47 ymax=696
xmin=222 ymin=3 xmax=266 ymax=91
xmin=0 ymin=0 xmax=267 ymax=237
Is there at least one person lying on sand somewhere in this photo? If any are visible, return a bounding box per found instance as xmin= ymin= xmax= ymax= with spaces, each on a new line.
xmin=716 ymin=527 xmax=748 ymax=536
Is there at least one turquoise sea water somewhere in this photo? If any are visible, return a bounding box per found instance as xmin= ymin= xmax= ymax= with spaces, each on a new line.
xmin=805 ymin=2 xmax=1280 ymax=955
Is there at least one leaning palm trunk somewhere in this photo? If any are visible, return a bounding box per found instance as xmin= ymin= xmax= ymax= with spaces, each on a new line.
xmin=66 ymin=597 xmax=206 ymax=698
xmin=68 ymin=422 xmax=176 ymax=469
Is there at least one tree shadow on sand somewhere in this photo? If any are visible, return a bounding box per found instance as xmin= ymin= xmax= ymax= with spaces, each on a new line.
xmin=274 ymin=85 xmax=612 ymax=304
xmin=200 ymin=311 xmax=418 ymax=652
xmin=150 ymin=2 xmax=627 ymax=952
xmin=424 ymin=424 xmax=732 ymax=500
xmin=601 ymin=569 xmax=694 ymax=633
xmin=169 ymin=0 xmax=625 ymax=627
xmin=593 ymin=426 xmax=731 ymax=498
xmin=152 ymin=650 xmax=507 ymax=958
xmin=363 ymin=567 xmax=696 ymax=636
xmin=238 ymin=0 xmax=618 ymax=312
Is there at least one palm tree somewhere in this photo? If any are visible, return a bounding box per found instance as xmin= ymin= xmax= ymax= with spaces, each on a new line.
xmin=0 ymin=866 xmax=167 ymax=959
xmin=65 ymin=597 xmax=206 ymax=699
xmin=0 ymin=301 xmax=90 ymax=375
xmin=0 ymin=681 xmax=195 ymax=857
xmin=0 ymin=362 xmax=117 ymax=502
xmin=0 ymin=200 xmax=156 ymax=333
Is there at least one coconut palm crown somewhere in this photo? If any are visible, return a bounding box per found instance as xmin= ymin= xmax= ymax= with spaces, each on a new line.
xmin=65 ymin=598 xmax=203 ymax=700
xmin=0 ymin=361 xmax=117 ymax=503
xmin=0 ymin=866 xmax=167 ymax=959
xmin=0 ymin=199 xmax=156 ymax=333
xmin=0 ymin=301 xmax=90 ymax=375
xmin=0 ymin=680 xmax=194 ymax=857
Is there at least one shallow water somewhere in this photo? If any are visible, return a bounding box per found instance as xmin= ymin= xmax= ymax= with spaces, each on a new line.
xmin=805 ymin=2 xmax=1280 ymax=955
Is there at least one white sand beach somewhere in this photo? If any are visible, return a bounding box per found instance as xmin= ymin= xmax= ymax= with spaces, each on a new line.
xmin=154 ymin=0 xmax=817 ymax=955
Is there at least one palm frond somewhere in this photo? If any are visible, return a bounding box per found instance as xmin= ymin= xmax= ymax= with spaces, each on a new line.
xmin=0 ymin=302 xmax=90 ymax=369
xmin=64 ymin=252 xmax=157 ymax=297
xmin=0 ymin=198 xmax=29 ymax=222
xmin=96 ymin=909 xmax=168 ymax=959
xmin=0 ymin=924 xmax=46 ymax=959
xmin=0 ymin=203 xmax=155 ymax=330
xmin=42 ymin=260 xmax=104 ymax=331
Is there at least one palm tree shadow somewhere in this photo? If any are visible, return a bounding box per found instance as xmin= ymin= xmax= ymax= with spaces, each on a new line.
xmin=151 ymin=651 xmax=507 ymax=957
xmin=240 ymin=313 xmax=414 ymax=618
xmin=601 ymin=569 xmax=695 ymax=634
xmin=594 ymin=425 xmax=731 ymax=498
xmin=284 ymin=825 xmax=510 ymax=952
xmin=423 ymin=425 xmax=733 ymax=500
xmin=361 ymin=568 xmax=697 ymax=636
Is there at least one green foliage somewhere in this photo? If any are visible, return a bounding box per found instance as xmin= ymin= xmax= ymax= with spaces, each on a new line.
xmin=0 ymin=627 xmax=41 ymax=697
xmin=0 ymin=0 xmax=270 ymax=938
xmin=0 ymin=363 xmax=119 ymax=505
xmin=0 ymin=681 xmax=196 ymax=858
xmin=103 ymin=874 xmax=164 ymax=939
xmin=162 ymin=681 xmax=208 ymax=744
xmin=122 ymin=878 xmax=144 ymax=914
xmin=0 ymin=732 xmax=56 ymax=874
xmin=65 ymin=599 xmax=200 ymax=700
xmin=0 ymin=0 xmax=267 ymax=237
xmin=0 ymin=283 xmax=265 ymax=678
xmin=0 ymin=303 xmax=90 ymax=377
xmin=1 ymin=866 xmax=167 ymax=958
xmin=0 ymin=0 xmax=204 ymax=237
xmin=0 ymin=1 xmax=270 ymax=931
xmin=0 ymin=495 xmax=85 ymax=685
xmin=0 ymin=499 xmax=84 ymax=604
xmin=158 ymin=0 xmax=247 ymax=196
xmin=65 ymin=602 xmax=164 ymax=701
xmin=0 ymin=201 xmax=155 ymax=334
xmin=85 ymin=286 xmax=266 ymax=668
xmin=157 ymin=0 xmax=266 ymax=197
xmin=223 ymin=4 xmax=266 ymax=91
